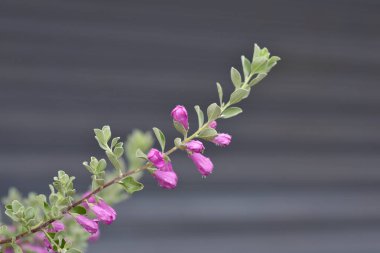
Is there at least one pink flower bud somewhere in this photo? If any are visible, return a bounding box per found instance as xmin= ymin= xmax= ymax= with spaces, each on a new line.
xmin=90 ymin=204 xmax=116 ymax=225
xmin=189 ymin=153 xmax=214 ymax=176
xmin=147 ymin=148 xmax=165 ymax=168
xmin=51 ymin=220 xmax=65 ymax=232
xmin=212 ymin=133 xmax=232 ymax=147
xmin=209 ymin=121 xmax=217 ymax=129
xmin=88 ymin=229 xmax=100 ymax=242
xmin=185 ymin=140 xmax=205 ymax=153
xmin=153 ymin=169 xmax=178 ymax=189
xmin=75 ymin=215 xmax=99 ymax=234
xmin=171 ymin=105 xmax=189 ymax=130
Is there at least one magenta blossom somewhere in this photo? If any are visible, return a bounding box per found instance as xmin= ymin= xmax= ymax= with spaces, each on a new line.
xmin=50 ymin=220 xmax=65 ymax=232
xmin=82 ymin=192 xmax=96 ymax=209
xmin=98 ymin=200 xmax=117 ymax=217
xmin=88 ymin=229 xmax=100 ymax=242
xmin=189 ymin=153 xmax=214 ymax=176
xmin=212 ymin=133 xmax=232 ymax=147
xmin=75 ymin=215 xmax=99 ymax=234
xmin=22 ymin=244 xmax=49 ymax=253
xmin=90 ymin=204 xmax=116 ymax=225
xmin=171 ymin=105 xmax=189 ymax=130
xmin=186 ymin=140 xmax=205 ymax=153
xmin=147 ymin=148 xmax=165 ymax=168
xmin=153 ymin=170 xmax=178 ymax=189
xmin=209 ymin=120 xmax=217 ymax=129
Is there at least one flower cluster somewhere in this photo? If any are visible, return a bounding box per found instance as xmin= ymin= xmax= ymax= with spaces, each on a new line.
xmin=148 ymin=106 xmax=232 ymax=189
xmin=0 ymin=44 xmax=279 ymax=253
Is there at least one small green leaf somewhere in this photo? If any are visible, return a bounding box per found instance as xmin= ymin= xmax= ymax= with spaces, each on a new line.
xmin=221 ymin=107 xmax=243 ymax=119
xmin=253 ymin=43 xmax=261 ymax=59
xmin=198 ymin=128 xmax=218 ymax=140
xmin=106 ymin=150 xmax=122 ymax=171
xmin=173 ymin=121 xmax=187 ymax=136
xmin=267 ymin=56 xmax=281 ymax=70
xmin=248 ymin=73 xmax=267 ymax=87
xmin=241 ymin=56 xmax=251 ymax=79
xmin=96 ymin=159 xmax=107 ymax=172
xmin=251 ymin=56 xmax=268 ymax=74
xmin=71 ymin=205 xmax=87 ymax=215
xmin=113 ymin=146 xmax=124 ymax=158
xmin=135 ymin=148 xmax=147 ymax=159
xmin=102 ymin=125 xmax=111 ymax=143
xmin=230 ymin=67 xmax=242 ymax=88
xmin=194 ymin=105 xmax=204 ymax=128
xmin=111 ymin=137 xmax=120 ymax=149
xmin=216 ymin=82 xmax=223 ymax=106
xmin=152 ymin=127 xmax=166 ymax=152
xmin=229 ymin=88 xmax=250 ymax=105
xmin=94 ymin=129 xmax=105 ymax=144
xmin=119 ymin=176 xmax=144 ymax=194
xmin=207 ymin=103 xmax=221 ymax=122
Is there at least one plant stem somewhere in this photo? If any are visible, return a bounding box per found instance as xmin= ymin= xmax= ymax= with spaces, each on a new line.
xmin=0 ymin=120 xmax=210 ymax=245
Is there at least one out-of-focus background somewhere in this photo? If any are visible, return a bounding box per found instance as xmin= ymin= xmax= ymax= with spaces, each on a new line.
xmin=1 ymin=0 xmax=380 ymax=252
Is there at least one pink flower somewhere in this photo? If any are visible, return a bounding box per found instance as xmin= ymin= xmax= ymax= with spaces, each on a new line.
xmin=98 ymin=200 xmax=117 ymax=217
xmin=189 ymin=153 xmax=214 ymax=176
xmin=209 ymin=121 xmax=217 ymax=129
xmin=147 ymin=148 xmax=165 ymax=168
xmin=171 ymin=105 xmax=189 ymax=130
xmin=186 ymin=140 xmax=205 ymax=153
xmin=90 ymin=204 xmax=116 ymax=225
xmin=50 ymin=220 xmax=65 ymax=232
xmin=212 ymin=133 xmax=232 ymax=147
xmin=88 ymin=229 xmax=100 ymax=242
xmin=82 ymin=192 xmax=96 ymax=209
xmin=22 ymin=244 xmax=49 ymax=253
xmin=153 ymin=169 xmax=178 ymax=189
xmin=75 ymin=215 xmax=99 ymax=234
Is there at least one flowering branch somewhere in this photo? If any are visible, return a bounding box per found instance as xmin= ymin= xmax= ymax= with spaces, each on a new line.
xmin=0 ymin=44 xmax=280 ymax=253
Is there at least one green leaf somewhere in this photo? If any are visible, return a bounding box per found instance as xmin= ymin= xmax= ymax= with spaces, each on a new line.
xmin=173 ymin=121 xmax=187 ymax=136
xmin=207 ymin=103 xmax=221 ymax=122
xmin=135 ymin=148 xmax=147 ymax=159
xmin=216 ymin=82 xmax=223 ymax=105
xmin=102 ymin=125 xmax=111 ymax=143
xmin=267 ymin=56 xmax=281 ymax=70
xmin=194 ymin=105 xmax=204 ymax=128
xmin=113 ymin=146 xmax=124 ymax=158
xmin=106 ymin=150 xmax=122 ymax=171
xmin=248 ymin=73 xmax=267 ymax=87
xmin=71 ymin=205 xmax=87 ymax=215
xmin=229 ymin=88 xmax=250 ymax=105
xmin=241 ymin=56 xmax=251 ymax=79
xmin=221 ymin=107 xmax=243 ymax=119
xmin=230 ymin=67 xmax=242 ymax=88
xmin=253 ymin=43 xmax=261 ymax=59
xmin=198 ymin=128 xmax=218 ymax=140
xmin=111 ymin=137 xmax=120 ymax=149
xmin=251 ymin=56 xmax=268 ymax=74
xmin=96 ymin=159 xmax=107 ymax=172
xmin=119 ymin=176 xmax=144 ymax=194
xmin=152 ymin=127 xmax=166 ymax=152
xmin=94 ymin=129 xmax=105 ymax=144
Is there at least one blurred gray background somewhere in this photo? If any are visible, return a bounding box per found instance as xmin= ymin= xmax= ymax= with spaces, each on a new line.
xmin=1 ymin=0 xmax=380 ymax=252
